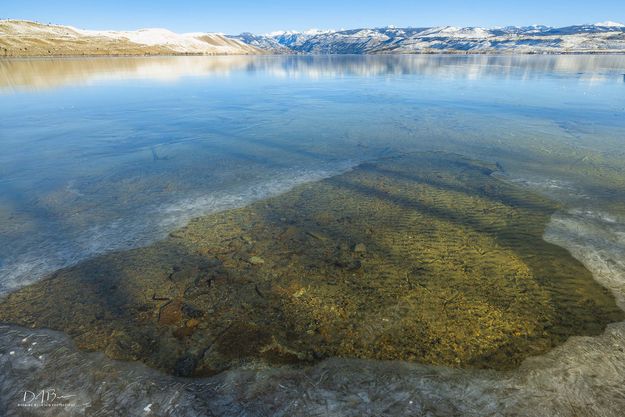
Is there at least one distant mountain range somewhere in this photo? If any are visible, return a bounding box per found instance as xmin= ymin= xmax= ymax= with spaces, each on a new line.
xmin=2 ymin=19 xmax=625 ymax=56
xmin=0 ymin=20 xmax=261 ymax=56
xmin=230 ymin=22 xmax=625 ymax=54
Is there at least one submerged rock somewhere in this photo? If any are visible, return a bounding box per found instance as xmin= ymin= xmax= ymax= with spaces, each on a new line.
xmin=353 ymin=243 xmax=367 ymax=254
xmin=173 ymin=354 xmax=197 ymax=377
xmin=0 ymin=152 xmax=622 ymax=375
xmin=158 ymin=301 xmax=183 ymax=326
xmin=249 ymin=256 xmax=265 ymax=265
xmin=181 ymin=303 xmax=204 ymax=319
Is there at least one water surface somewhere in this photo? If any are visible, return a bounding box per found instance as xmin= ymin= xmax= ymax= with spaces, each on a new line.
xmin=1 ymin=55 xmax=625 ymax=416
xmin=1 ymin=55 xmax=625 ymax=291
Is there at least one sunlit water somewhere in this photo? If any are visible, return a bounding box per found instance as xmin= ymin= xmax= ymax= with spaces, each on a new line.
xmin=1 ymin=55 xmax=625 ymax=416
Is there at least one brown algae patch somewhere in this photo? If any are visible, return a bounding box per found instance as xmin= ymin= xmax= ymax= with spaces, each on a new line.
xmin=0 ymin=152 xmax=621 ymax=376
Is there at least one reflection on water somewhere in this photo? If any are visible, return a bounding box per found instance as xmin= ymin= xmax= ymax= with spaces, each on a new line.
xmin=0 ymin=55 xmax=623 ymax=294
xmin=2 ymin=54 xmax=625 ymax=91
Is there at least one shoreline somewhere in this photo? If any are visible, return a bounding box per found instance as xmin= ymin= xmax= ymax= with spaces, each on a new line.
xmin=0 ymin=52 xmax=266 ymax=58
xmin=2 ymin=51 xmax=625 ymax=59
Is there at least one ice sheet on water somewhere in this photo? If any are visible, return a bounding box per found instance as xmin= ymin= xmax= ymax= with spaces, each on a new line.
xmin=545 ymin=208 xmax=625 ymax=308
xmin=156 ymin=163 xmax=355 ymax=230
xmin=0 ymin=163 xmax=356 ymax=296
xmin=1 ymin=208 xmax=625 ymax=416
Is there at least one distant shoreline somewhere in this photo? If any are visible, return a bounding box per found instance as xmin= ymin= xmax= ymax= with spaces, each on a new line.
xmin=3 ymin=51 xmax=625 ymax=58
xmin=0 ymin=52 xmax=262 ymax=58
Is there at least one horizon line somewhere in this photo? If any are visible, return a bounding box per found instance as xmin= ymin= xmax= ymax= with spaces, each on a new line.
xmin=3 ymin=18 xmax=625 ymax=36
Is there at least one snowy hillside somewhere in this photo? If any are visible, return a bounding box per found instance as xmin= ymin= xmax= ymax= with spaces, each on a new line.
xmin=2 ymin=19 xmax=624 ymax=56
xmin=230 ymin=22 xmax=625 ymax=54
xmin=0 ymin=20 xmax=262 ymax=56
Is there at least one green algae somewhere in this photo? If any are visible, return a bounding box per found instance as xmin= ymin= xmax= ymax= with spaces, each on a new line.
xmin=0 ymin=152 xmax=622 ymax=376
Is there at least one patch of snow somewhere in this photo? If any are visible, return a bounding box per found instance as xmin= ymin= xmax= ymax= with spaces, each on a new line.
xmin=594 ymin=21 xmax=625 ymax=28
xmin=266 ymin=28 xmax=334 ymax=37
xmin=415 ymin=26 xmax=492 ymax=39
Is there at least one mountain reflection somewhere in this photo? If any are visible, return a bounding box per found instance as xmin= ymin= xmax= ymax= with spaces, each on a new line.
xmin=1 ymin=54 xmax=625 ymax=91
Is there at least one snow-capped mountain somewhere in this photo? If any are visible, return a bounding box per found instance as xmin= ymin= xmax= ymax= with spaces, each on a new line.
xmin=2 ymin=19 xmax=624 ymax=56
xmin=595 ymin=21 xmax=625 ymax=28
xmin=0 ymin=20 xmax=263 ymax=56
xmin=230 ymin=23 xmax=625 ymax=54
xmin=231 ymin=32 xmax=292 ymax=54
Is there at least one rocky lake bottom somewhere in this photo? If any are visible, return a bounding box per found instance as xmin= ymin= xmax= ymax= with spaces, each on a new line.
xmin=0 ymin=152 xmax=622 ymax=382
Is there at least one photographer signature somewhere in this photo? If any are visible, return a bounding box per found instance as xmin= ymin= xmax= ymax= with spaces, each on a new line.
xmin=18 ymin=389 xmax=83 ymax=408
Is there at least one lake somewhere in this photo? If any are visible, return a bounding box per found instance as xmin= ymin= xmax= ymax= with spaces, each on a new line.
xmin=1 ymin=55 xmax=625 ymax=416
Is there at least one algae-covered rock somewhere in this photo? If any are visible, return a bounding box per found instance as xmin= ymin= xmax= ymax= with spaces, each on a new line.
xmin=0 ymin=152 xmax=622 ymax=376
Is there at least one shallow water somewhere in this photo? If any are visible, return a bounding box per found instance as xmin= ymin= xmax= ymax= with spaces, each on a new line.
xmin=1 ymin=55 xmax=625 ymax=292
xmin=1 ymin=55 xmax=625 ymax=416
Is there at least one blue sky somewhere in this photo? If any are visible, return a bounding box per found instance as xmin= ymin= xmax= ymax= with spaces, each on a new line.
xmin=3 ymin=0 xmax=624 ymax=34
